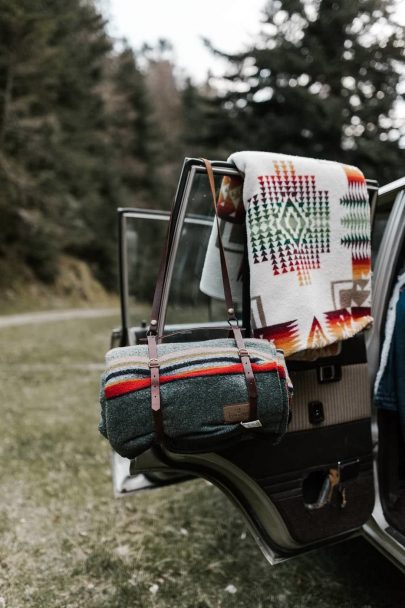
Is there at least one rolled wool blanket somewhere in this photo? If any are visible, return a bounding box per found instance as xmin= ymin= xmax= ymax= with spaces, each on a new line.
xmin=99 ymin=338 xmax=291 ymax=458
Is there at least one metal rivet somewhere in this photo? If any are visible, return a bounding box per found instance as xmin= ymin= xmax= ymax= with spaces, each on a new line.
xmin=228 ymin=308 xmax=234 ymax=315
xmin=150 ymin=319 xmax=157 ymax=326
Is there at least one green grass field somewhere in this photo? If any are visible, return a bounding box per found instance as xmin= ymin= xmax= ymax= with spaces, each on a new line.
xmin=0 ymin=314 xmax=404 ymax=607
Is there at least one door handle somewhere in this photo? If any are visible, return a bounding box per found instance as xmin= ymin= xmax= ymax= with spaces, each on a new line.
xmin=304 ymin=460 xmax=360 ymax=510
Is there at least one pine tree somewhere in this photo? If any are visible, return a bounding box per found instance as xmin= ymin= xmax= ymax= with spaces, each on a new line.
xmin=0 ymin=1 xmax=160 ymax=290
xmin=181 ymin=76 xmax=234 ymax=160
xmin=141 ymin=41 xmax=188 ymax=203
xmin=0 ymin=0 xmax=113 ymax=283
xmin=207 ymin=0 xmax=405 ymax=184
xmin=107 ymin=46 xmax=159 ymax=201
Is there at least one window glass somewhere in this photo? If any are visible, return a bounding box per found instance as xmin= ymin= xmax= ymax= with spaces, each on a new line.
xmin=165 ymin=170 xmax=244 ymax=325
xmin=125 ymin=215 xmax=169 ymax=328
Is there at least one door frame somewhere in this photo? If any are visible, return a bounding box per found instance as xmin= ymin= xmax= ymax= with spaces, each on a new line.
xmin=363 ymin=177 xmax=405 ymax=572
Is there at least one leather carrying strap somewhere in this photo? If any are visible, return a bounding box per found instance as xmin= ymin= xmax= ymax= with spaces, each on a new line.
xmin=146 ymin=158 xmax=258 ymax=435
xmin=147 ymin=334 xmax=164 ymax=440
xmin=203 ymin=159 xmax=257 ymax=420
xmin=149 ymin=206 xmax=176 ymax=333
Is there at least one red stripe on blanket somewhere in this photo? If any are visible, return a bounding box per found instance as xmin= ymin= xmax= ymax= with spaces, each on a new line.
xmin=343 ymin=165 xmax=366 ymax=185
xmin=105 ymin=361 xmax=285 ymax=399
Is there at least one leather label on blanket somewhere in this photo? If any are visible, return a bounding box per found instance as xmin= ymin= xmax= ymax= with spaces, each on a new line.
xmin=223 ymin=403 xmax=251 ymax=423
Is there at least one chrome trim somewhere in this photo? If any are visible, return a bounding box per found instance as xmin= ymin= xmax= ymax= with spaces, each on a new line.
xmin=184 ymin=216 xmax=215 ymax=227
xmin=377 ymin=176 xmax=405 ymax=202
xmin=124 ymin=210 xmax=170 ymax=222
xmin=195 ymin=165 xmax=241 ymax=178
xmin=123 ymin=210 xmax=213 ymax=227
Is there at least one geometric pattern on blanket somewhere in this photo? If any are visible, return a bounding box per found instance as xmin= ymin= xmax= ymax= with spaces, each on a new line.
xmin=200 ymin=151 xmax=373 ymax=357
xmin=340 ymin=165 xmax=371 ymax=285
xmin=247 ymin=159 xmax=330 ymax=286
xmin=244 ymin=158 xmax=372 ymax=354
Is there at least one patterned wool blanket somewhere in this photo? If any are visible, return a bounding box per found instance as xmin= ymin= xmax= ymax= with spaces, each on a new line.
xmin=99 ymin=338 xmax=291 ymax=458
xmin=200 ymin=151 xmax=373 ymax=356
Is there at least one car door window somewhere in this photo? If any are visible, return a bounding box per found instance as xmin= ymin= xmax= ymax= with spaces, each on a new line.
xmin=165 ymin=168 xmax=242 ymax=326
xmin=120 ymin=211 xmax=170 ymax=333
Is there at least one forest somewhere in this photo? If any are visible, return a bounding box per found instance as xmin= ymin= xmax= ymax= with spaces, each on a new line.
xmin=0 ymin=0 xmax=403 ymax=298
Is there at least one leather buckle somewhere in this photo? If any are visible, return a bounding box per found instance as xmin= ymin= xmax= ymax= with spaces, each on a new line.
xmin=238 ymin=348 xmax=249 ymax=357
xmin=148 ymin=358 xmax=160 ymax=368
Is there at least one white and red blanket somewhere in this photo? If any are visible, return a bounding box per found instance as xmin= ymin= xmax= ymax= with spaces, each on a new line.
xmin=200 ymin=151 xmax=373 ymax=356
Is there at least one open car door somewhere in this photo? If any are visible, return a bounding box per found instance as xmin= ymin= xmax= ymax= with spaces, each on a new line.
xmin=111 ymin=158 xmax=379 ymax=564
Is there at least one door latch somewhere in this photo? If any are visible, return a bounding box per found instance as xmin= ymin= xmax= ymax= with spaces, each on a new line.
xmin=304 ymin=459 xmax=360 ymax=510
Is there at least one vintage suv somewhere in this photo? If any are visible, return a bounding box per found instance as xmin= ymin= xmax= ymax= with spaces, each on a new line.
xmin=108 ymin=158 xmax=405 ymax=571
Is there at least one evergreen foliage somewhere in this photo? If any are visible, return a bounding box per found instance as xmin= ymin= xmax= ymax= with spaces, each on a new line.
xmin=207 ymin=0 xmax=404 ymax=184
xmin=0 ymin=0 xmax=403 ymax=293
xmin=0 ymin=0 xmax=159 ymax=289
xmin=0 ymin=0 xmax=110 ymax=282
xmin=181 ymin=76 xmax=235 ymax=160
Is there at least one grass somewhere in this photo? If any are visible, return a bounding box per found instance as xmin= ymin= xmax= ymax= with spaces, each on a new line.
xmin=0 ymin=314 xmax=404 ymax=607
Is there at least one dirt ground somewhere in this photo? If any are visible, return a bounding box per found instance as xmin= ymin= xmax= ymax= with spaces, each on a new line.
xmin=0 ymin=313 xmax=404 ymax=607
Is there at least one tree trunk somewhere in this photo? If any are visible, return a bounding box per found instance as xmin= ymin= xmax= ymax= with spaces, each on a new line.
xmin=0 ymin=61 xmax=14 ymax=149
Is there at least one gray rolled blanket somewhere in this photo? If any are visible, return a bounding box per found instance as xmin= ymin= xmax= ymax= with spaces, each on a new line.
xmin=99 ymin=338 xmax=291 ymax=458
